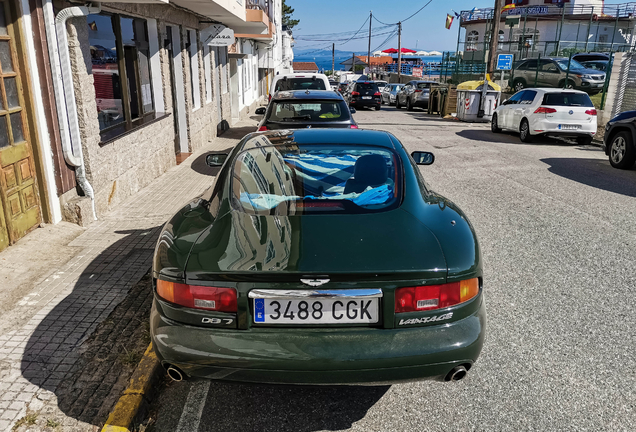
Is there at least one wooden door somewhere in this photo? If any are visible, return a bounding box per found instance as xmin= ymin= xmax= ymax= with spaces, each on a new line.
xmin=0 ymin=0 xmax=41 ymax=252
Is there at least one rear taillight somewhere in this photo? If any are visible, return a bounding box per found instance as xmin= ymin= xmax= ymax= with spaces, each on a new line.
xmin=349 ymin=124 xmax=358 ymax=129
xmin=258 ymin=125 xmax=268 ymax=131
xmin=374 ymin=92 xmax=381 ymax=96
xmin=414 ymin=89 xmax=422 ymax=93
xmin=585 ymin=109 xmax=597 ymax=115
xmin=534 ymin=107 xmax=557 ymax=114
xmin=156 ymin=280 xmax=237 ymax=312
xmin=395 ymin=278 xmax=479 ymax=313
xmin=268 ymin=94 xmax=271 ymax=102
xmin=351 ymin=91 xmax=360 ymax=96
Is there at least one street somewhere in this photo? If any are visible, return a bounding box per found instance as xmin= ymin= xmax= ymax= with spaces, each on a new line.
xmin=147 ymin=105 xmax=636 ymax=431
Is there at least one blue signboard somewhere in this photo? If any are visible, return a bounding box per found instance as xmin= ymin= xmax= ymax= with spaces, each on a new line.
xmin=497 ymin=54 xmax=514 ymax=71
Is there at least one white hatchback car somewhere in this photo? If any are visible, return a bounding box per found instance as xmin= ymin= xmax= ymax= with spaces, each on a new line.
xmin=269 ymin=73 xmax=331 ymax=101
xmin=491 ymin=88 xmax=597 ymax=144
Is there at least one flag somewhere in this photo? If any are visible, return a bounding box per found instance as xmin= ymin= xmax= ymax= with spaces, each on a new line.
xmin=468 ymin=7 xmax=475 ymax=20
xmin=445 ymin=14 xmax=454 ymax=30
xmin=501 ymin=4 xmax=516 ymax=12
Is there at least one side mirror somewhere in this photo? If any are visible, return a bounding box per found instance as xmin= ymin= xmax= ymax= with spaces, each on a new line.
xmin=349 ymin=107 xmax=356 ymax=114
xmin=411 ymin=151 xmax=434 ymax=165
xmin=255 ymin=107 xmax=266 ymax=115
xmin=206 ymin=153 xmax=228 ymax=167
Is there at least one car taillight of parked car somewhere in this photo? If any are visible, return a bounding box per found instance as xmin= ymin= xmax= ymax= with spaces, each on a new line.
xmin=414 ymin=89 xmax=422 ymax=93
xmin=374 ymin=92 xmax=382 ymax=96
xmin=534 ymin=107 xmax=557 ymax=114
xmin=349 ymin=125 xmax=358 ymax=129
xmin=394 ymin=278 xmax=479 ymax=313
xmin=351 ymin=91 xmax=360 ymax=96
xmin=156 ymin=280 xmax=238 ymax=312
xmin=258 ymin=126 xmax=268 ymax=131
xmin=585 ymin=109 xmax=597 ymax=116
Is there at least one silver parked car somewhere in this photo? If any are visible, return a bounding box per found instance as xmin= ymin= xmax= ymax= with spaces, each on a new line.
xmin=381 ymin=83 xmax=404 ymax=105
xmin=395 ymin=80 xmax=436 ymax=111
xmin=510 ymin=57 xmax=606 ymax=94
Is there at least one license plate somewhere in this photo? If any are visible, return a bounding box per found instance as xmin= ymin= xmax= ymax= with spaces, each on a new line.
xmin=253 ymin=298 xmax=379 ymax=324
xmin=558 ymin=124 xmax=581 ymax=130
xmin=362 ymin=96 xmax=372 ymax=99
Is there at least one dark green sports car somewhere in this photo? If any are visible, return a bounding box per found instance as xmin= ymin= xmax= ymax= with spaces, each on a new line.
xmin=151 ymin=129 xmax=485 ymax=385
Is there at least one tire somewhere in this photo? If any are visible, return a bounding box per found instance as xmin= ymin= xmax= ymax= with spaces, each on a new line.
xmin=577 ymin=136 xmax=593 ymax=146
xmin=491 ymin=113 xmax=501 ymax=133
xmin=375 ymin=105 xmax=381 ymax=111
xmin=559 ymin=79 xmax=575 ymax=90
xmin=609 ymin=131 xmax=636 ymax=169
xmin=395 ymin=98 xmax=401 ymax=109
xmin=406 ymin=98 xmax=413 ymax=111
xmin=513 ymin=79 xmax=526 ymax=92
xmin=519 ymin=118 xmax=533 ymax=143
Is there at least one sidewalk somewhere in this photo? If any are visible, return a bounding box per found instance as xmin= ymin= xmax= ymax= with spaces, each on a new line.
xmin=0 ymin=121 xmax=257 ymax=431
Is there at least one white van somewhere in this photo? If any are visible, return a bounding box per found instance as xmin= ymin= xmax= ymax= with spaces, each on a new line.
xmin=269 ymin=73 xmax=331 ymax=100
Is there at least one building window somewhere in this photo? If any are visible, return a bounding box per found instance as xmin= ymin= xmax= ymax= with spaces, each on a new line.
xmin=466 ymin=30 xmax=479 ymax=51
xmin=88 ymin=13 xmax=156 ymax=141
xmin=188 ymin=29 xmax=201 ymax=110
xmin=204 ymin=45 xmax=212 ymax=103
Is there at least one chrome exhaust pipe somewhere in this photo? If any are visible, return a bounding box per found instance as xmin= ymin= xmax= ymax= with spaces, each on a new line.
xmin=446 ymin=365 xmax=468 ymax=382
xmin=166 ymin=365 xmax=185 ymax=382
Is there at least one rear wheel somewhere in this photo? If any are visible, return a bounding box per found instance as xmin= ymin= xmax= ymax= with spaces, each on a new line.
xmin=375 ymin=105 xmax=381 ymax=111
xmin=609 ymin=131 xmax=636 ymax=169
xmin=491 ymin=113 xmax=501 ymax=133
xmin=395 ymin=97 xmax=401 ymax=109
xmin=407 ymin=98 xmax=413 ymax=111
xmin=577 ymin=136 xmax=593 ymax=146
xmin=519 ymin=119 xmax=533 ymax=143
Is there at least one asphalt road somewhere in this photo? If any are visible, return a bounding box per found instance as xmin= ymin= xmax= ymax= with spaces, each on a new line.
xmin=149 ymin=106 xmax=636 ymax=432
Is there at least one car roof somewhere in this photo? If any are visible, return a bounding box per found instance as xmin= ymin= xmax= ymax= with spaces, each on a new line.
xmin=244 ymin=129 xmax=397 ymax=149
xmin=524 ymin=88 xmax=590 ymax=95
xmin=271 ymin=90 xmax=343 ymax=100
xmin=276 ymin=73 xmax=328 ymax=79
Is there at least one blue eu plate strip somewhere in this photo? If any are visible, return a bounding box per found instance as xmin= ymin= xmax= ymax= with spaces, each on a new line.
xmin=254 ymin=298 xmax=265 ymax=322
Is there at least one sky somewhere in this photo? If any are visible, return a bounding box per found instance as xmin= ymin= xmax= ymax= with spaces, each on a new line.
xmin=288 ymin=0 xmax=628 ymax=53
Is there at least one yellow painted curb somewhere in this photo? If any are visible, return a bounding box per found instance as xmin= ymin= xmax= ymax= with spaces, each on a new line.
xmin=101 ymin=343 xmax=162 ymax=432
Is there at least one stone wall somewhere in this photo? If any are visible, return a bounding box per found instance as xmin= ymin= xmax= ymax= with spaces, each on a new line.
xmin=59 ymin=1 xmax=232 ymax=224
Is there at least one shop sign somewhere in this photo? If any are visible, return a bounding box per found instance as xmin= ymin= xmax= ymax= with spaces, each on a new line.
xmin=505 ymin=6 xmax=549 ymax=16
xmin=201 ymin=24 xmax=235 ymax=46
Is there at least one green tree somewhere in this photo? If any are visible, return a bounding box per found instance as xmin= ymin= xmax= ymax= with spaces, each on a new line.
xmin=282 ymin=0 xmax=299 ymax=30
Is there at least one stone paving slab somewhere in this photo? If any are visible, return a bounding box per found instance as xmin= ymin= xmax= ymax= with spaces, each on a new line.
xmin=0 ymin=122 xmax=256 ymax=431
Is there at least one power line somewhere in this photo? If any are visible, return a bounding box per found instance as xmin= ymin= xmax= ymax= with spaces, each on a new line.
xmin=296 ymin=30 xmax=395 ymax=43
xmin=371 ymin=0 xmax=435 ymax=26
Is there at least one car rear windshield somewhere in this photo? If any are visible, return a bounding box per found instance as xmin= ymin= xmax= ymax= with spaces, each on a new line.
xmin=268 ymin=101 xmax=351 ymax=122
xmin=542 ymin=92 xmax=594 ymax=107
xmin=355 ymin=83 xmax=379 ymax=92
xmin=231 ymin=142 xmax=401 ymax=215
xmin=275 ymin=78 xmax=327 ymax=91
xmin=416 ymin=83 xmax=432 ymax=89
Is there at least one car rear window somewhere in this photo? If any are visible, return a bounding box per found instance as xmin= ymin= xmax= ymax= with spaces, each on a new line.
xmin=268 ymin=100 xmax=351 ymax=122
xmin=542 ymin=92 xmax=594 ymax=107
xmin=416 ymin=83 xmax=432 ymax=89
xmin=355 ymin=83 xmax=379 ymax=92
xmin=275 ymin=78 xmax=327 ymax=91
xmin=231 ymin=143 xmax=401 ymax=215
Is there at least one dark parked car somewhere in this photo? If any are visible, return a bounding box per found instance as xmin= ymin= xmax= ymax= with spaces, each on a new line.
xmin=343 ymin=81 xmax=382 ymax=110
xmin=510 ymin=57 xmax=605 ymax=94
xmin=151 ymin=128 xmax=485 ymax=384
xmin=255 ymin=90 xmax=357 ymax=131
xmin=572 ymin=52 xmax=610 ymax=63
xmin=580 ymin=60 xmax=608 ymax=72
xmin=603 ymin=110 xmax=636 ymax=169
xmin=395 ymin=80 xmax=436 ymax=110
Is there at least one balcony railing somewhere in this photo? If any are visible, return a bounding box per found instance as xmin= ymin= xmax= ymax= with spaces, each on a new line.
xmin=247 ymin=0 xmax=273 ymax=21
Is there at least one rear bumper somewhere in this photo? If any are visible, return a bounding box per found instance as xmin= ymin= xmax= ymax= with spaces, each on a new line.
xmin=150 ymin=295 xmax=486 ymax=385
xmin=350 ymin=98 xmax=381 ymax=107
xmin=530 ymin=118 xmax=597 ymax=137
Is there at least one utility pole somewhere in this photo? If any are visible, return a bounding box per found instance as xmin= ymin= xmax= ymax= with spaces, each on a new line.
xmin=487 ymin=0 xmax=504 ymax=78
xmin=332 ymin=43 xmax=335 ymax=76
xmin=397 ymin=22 xmax=402 ymax=80
xmin=351 ymin=52 xmax=355 ymax=72
xmin=367 ymin=10 xmax=372 ymax=78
